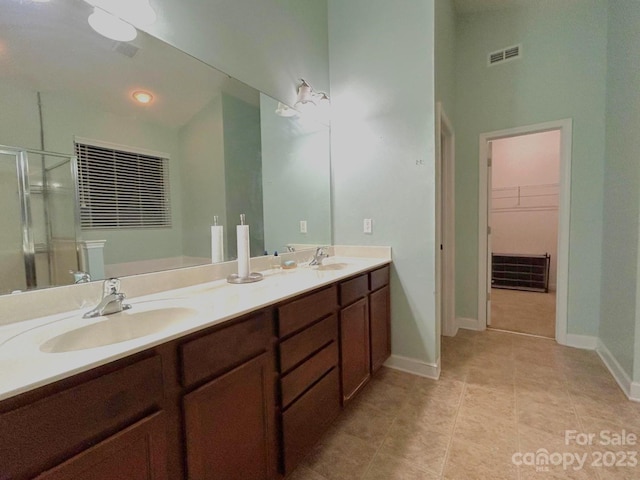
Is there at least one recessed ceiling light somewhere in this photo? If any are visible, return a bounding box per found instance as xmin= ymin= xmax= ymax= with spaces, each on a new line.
xmin=132 ymin=91 xmax=153 ymax=105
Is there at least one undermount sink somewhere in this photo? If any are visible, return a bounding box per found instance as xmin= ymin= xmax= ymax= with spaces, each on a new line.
xmin=40 ymin=306 xmax=197 ymax=353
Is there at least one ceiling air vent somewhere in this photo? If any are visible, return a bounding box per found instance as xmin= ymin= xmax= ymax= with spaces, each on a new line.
xmin=488 ymin=44 xmax=521 ymax=66
xmin=112 ymin=41 xmax=140 ymax=58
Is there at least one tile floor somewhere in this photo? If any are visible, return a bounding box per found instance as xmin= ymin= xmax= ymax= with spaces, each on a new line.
xmin=287 ymin=329 xmax=640 ymax=480
xmin=490 ymin=288 xmax=556 ymax=338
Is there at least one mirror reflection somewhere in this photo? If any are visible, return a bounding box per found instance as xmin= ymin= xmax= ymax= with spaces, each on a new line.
xmin=0 ymin=0 xmax=331 ymax=295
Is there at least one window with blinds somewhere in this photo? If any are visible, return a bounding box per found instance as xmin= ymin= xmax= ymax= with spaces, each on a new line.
xmin=75 ymin=142 xmax=171 ymax=229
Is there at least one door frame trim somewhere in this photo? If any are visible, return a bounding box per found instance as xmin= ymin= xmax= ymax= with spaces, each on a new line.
xmin=477 ymin=118 xmax=572 ymax=344
xmin=436 ymin=102 xmax=456 ymax=338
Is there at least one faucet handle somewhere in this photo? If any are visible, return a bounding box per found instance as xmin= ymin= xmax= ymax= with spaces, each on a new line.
xmin=103 ymin=278 xmax=121 ymax=296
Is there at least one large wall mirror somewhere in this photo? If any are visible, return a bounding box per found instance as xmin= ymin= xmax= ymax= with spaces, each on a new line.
xmin=0 ymin=0 xmax=331 ymax=295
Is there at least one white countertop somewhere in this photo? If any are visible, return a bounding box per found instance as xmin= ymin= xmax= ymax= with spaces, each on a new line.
xmin=0 ymin=256 xmax=390 ymax=401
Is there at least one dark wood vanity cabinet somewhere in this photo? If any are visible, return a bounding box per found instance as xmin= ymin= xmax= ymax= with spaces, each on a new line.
xmin=277 ymin=286 xmax=341 ymax=475
xmin=339 ymin=275 xmax=371 ymax=403
xmin=36 ymin=412 xmax=168 ymax=480
xmin=180 ymin=312 xmax=277 ymax=480
xmin=0 ymin=354 xmax=168 ymax=480
xmin=339 ymin=265 xmax=391 ymax=403
xmin=0 ymin=262 xmax=391 ymax=480
xmin=369 ymin=266 xmax=391 ymax=373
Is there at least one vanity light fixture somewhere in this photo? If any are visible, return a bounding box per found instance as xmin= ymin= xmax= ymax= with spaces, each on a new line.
xmin=132 ymin=90 xmax=154 ymax=104
xmin=275 ymin=102 xmax=299 ymax=118
xmin=293 ymin=79 xmax=330 ymax=115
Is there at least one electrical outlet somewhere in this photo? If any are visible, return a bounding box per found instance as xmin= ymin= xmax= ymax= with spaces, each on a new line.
xmin=300 ymin=220 xmax=307 ymax=233
xmin=363 ymin=218 xmax=372 ymax=234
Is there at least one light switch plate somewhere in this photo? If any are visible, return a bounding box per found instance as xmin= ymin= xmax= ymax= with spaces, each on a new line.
xmin=300 ymin=220 xmax=307 ymax=233
xmin=363 ymin=218 xmax=372 ymax=234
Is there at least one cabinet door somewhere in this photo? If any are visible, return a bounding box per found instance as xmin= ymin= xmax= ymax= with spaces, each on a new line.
xmin=340 ymin=297 xmax=370 ymax=403
xmin=183 ymin=352 xmax=276 ymax=480
xmin=36 ymin=412 xmax=168 ymax=480
xmin=370 ymin=285 xmax=391 ymax=373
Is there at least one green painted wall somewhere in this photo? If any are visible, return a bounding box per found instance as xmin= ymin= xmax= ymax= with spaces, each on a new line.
xmin=260 ymin=94 xmax=332 ymax=254
xmin=599 ymin=0 xmax=640 ymax=381
xmin=144 ymin=0 xmax=329 ymax=109
xmin=178 ymin=95 xmax=227 ymax=260
xmin=435 ymin=0 xmax=456 ymax=124
xmin=222 ymin=94 xmax=264 ymax=258
xmin=329 ymin=0 xmax=438 ymax=366
xmin=454 ymin=1 xmax=608 ymax=336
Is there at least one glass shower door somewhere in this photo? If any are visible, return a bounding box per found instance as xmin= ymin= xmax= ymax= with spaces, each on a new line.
xmin=0 ymin=147 xmax=80 ymax=294
xmin=39 ymin=153 xmax=80 ymax=286
xmin=0 ymin=151 xmax=28 ymax=294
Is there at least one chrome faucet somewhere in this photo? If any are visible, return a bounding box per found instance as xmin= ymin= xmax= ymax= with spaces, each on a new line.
xmin=83 ymin=278 xmax=131 ymax=319
xmin=70 ymin=270 xmax=91 ymax=284
xmin=309 ymin=246 xmax=329 ymax=266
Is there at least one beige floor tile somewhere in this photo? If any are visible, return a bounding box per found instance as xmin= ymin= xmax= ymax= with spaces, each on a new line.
xmin=518 ymin=401 xmax=582 ymax=437
xmin=370 ymin=366 xmax=419 ymax=392
xmin=332 ymin=401 xmax=396 ymax=448
xmin=597 ymin=466 xmax=640 ymax=480
xmin=452 ymin=410 xmax=517 ymax=453
xmin=395 ymin=399 xmax=458 ymax=435
xmin=362 ymin=452 xmax=441 ymax=480
xmin=355 ymin=379 xmax=409 ymax=415
xmin=490 ymin=288 xmax=556 ymax=338
xmin=519 ymin=465 xmax=601 ymax=479
xmin=289 ymin=329 xmax=640 ymax=480
xmin=286 ymin=465 xmax=329 ymax=480
xmin=303 ymin=431 xmax=378 ymax=480
xmin=378 ymin=421 xmax=451 ymax=474
xmin=444 ymin=438 xmax=518 ymax=480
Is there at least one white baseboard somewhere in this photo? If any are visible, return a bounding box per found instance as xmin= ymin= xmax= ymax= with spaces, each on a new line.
xmin=384 ymin=355 xmax=440 ymax=380
xmin=457 ymin=317 xmax=482 ymax=331
xmin=630 ymin=382 xmax=640 ymax=402
xmin=596 ymin=339 xmax=639 ymax=401
xmin=564 ymin=334 xmax=598 ymax=350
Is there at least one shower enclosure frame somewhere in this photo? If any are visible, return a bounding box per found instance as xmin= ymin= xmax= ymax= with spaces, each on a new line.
xmin=0 ymin=144 xmax=81 ymax=290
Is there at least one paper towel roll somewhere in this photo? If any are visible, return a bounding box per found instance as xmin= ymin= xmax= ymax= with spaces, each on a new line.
xmin=211 ymin=225 xmax=224 ymax=263
xmin=236 ymin=224 xmax=250 ymax=278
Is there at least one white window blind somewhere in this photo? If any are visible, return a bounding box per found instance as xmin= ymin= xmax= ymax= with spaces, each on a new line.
xmin=75 ymin=142 xmax=171 ymax=229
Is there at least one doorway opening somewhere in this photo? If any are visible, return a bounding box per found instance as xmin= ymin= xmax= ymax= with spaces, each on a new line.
xmin=478 ymin=119 xmax=572 ymax=344
xmin=489 ymin=131 xmax=560 ymax=338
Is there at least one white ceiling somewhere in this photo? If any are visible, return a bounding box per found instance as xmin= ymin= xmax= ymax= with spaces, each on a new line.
xmin=0 ymin=0 xmax=259 ymax=130
xmin=454 ymin=0 xmax=548 ymax=14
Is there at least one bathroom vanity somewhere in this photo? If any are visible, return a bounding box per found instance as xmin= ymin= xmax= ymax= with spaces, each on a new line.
xmin=0 ymin=256 xmax=391 ymax=479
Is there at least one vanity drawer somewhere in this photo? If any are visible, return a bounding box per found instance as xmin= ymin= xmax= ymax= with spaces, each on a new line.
xmin=279 ymin=314 xmax=337 ymax=374
xmin=339 ymin=274 xmax=369 ymax=306
xmin=281 ymin=368 xmax=340 ymax=474
xmin=278 ymin=286 xmax=338 ymax=337
xmin=281 ymin=341 xmax=338 ymax=409
xmin=0 ymin=355 xmax=163 ymax=479
xmin=370 ymin=265 xmax=390 ymax=291
xmin=180 ymin=312 xmax=271 ymax=389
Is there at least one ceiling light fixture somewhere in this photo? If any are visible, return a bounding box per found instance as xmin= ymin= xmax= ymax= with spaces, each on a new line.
xmin=132 ymin=90 xmax=154 ymax=104
xmin=84 ymin=0 xmax=157 ymax=42
xmin=88 ymin=7 xmax=137 ymax=42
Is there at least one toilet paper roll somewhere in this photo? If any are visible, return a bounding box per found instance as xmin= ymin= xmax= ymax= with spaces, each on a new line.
xmin=211 ymin=225 xmax=224 ymax=263
xmin=236 ymin=224 xmax=250 ymax=278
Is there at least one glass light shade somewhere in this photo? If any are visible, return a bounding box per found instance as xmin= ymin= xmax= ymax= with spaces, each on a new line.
xmin=85 ymin=0 xmax=156 ymax=26
xmin=88 ymin=7 xmax=137 ymax=42
xmin=275 ymin=102 xmax=298 ymax=118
